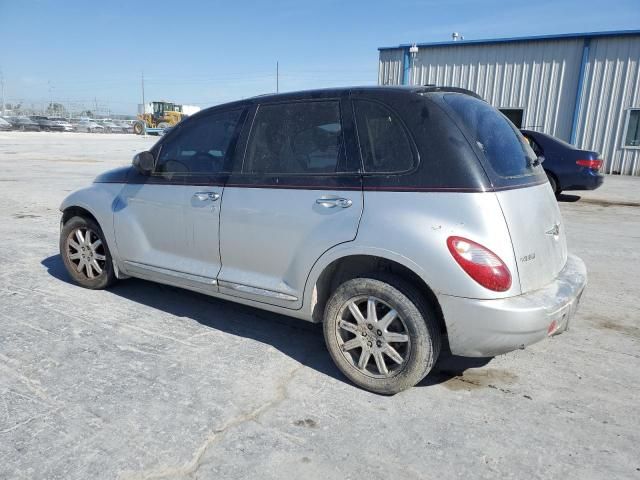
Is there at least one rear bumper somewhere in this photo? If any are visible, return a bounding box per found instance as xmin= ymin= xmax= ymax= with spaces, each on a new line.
xmin=564 ymin=171 xmax=604 ymax=191
xmin=439 ymin=254 xmax=587 ymax=357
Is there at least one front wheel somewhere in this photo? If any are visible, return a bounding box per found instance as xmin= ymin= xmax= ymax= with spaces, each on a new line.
xmin=133 ymin=121 xmax=145 ymax=135
xmin=323 ymin=276 xmax=441 ymax=395
xmin=60 ymin=216 xmax=117 ymax=289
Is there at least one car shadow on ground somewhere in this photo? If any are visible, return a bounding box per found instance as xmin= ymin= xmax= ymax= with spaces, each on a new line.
xmin=557 ymin=193 xmax=582 ymax=202
xmin=42 ymin=254 xmax=493 ymax=392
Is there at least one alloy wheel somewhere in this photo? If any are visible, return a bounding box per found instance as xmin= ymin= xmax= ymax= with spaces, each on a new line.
xmin=66 ymin=227 xmax=106 ymax=279
xmin=335 ymin=296 xmax=411 ymax=378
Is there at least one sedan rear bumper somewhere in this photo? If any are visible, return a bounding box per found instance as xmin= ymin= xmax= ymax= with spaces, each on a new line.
xmin=439 ymin=254 xmax=587 ymax=357
xmin=564 ymin=171 xmax=604 ymax=191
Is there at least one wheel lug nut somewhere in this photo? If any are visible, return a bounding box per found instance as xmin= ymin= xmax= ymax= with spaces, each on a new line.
xmin=376 ymin=340 xmax=382 ymax=347
xmin=367 ymin=341 xmax=373 ymax=348
xmin=367 ymin=324 xmax=373 ymax=330
xmin=377 ymin=329 xmax=382 ymax=336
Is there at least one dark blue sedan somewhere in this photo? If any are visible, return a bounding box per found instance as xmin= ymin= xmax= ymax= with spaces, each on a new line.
xmin=521 ymin=129 xmax=604 ymax=196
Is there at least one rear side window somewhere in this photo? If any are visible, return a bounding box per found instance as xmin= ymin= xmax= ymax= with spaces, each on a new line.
xmin=354 ymin=100 xmax=415 ymax=173
xmin=444 ymin=94 xmax=541 ymax=179
xmin=244 ymin=101 xmax=346 ymax=175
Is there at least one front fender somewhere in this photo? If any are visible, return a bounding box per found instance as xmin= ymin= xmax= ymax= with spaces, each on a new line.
xmin=59 ymin=184 xmax=123 ymax=259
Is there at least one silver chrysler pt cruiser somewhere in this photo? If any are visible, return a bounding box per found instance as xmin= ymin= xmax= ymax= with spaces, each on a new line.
xmin=59 ymin=86 xmax=587 ymax=394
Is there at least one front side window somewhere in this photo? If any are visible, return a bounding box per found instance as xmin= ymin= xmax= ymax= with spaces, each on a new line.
xmin=155 ymin=110 xmax=242 ymax=175
xmin=444 ymin=94 xmax=541 ymax=179
xmin=354 ymin=100 xmax=415 ymax=174
xmin=624 ymin=109 xmax=640 ymax=147
xmin=244 ymin=101 xmax=345 ymax=175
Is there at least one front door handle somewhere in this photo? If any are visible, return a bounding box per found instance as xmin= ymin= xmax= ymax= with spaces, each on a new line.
xmin=316 ymin=197 xmax=353 ymax=208
xmin=193 ymin=192 xmax=220 ymax=202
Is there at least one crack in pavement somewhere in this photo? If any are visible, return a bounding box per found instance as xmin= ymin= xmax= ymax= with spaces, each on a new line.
xmin=118 ymin=362 xmax=305 ymax=480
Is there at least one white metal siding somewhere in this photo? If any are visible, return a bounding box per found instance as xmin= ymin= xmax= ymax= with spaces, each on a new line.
xmin=378 ymin=49 xmax=404 ymax=86
xmin=574 ymin=37 xmax=640 ymax=175
xmin=379 ymin=35 xmax=640 ymax=175
xmin=381 ymin=40 xmax=583 ymax=140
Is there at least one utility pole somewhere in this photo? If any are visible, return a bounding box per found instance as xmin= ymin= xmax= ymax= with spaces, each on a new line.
xmin=141 ymin=72 xmax=146 ymax=137
xmin=0 ymin=69 xmax=5 ymax=116
xmin=48 ymin=80 xmax=54 ymax=115
xmin=276 ymin=61 xmax=279 ymax=93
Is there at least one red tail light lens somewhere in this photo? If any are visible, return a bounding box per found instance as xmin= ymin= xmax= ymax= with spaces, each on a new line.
xmin=576 ymin=159 xmax=603 ymax=171
xmin=447 ymin=236 xmax=512 ymax=292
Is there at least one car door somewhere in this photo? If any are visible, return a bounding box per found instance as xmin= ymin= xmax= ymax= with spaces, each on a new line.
xmin=218 ymin=96 xmax=363 ymax=309
xmin=113 ymin=108 xmax=245 ymax=292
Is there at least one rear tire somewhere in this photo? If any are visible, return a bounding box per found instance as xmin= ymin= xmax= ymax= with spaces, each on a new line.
xmin=547 ymin=172 xmax=560 ymax=196
xmin=323 ymin=275 xmax=441 ymax=395
xmin=60 ymin=216 xmax=117 ymax=290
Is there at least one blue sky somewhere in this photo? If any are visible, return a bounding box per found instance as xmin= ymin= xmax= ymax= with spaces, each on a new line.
xmin=1 ymin=0 xmax=638 ymax=114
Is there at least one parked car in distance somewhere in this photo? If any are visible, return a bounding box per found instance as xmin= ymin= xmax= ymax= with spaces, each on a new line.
xmin=101 ymin=119 xmax=123 ymax=133
xmin=114 ymin=120 xmax=133 ymax=133
xmin=521 ymin=129 xmax=604 ymax=195
xmin=30 ymin=115 xmax=65 ymax=132
xmin=59 ymin=86 xmax=587 ymax=394
xmin=0 ymin=117 xmax=12 ymax=131
xmin=76 ymin=119 xmax=105 ymax=133
xmin=49 ymin=117 xmax=75 ymax=132
xmin=8 ymin=116 xmax=41 ymax=131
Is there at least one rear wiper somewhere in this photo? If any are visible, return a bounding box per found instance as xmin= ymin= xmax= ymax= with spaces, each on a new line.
xmin=530 ymin=155 xmax=544 ymax=167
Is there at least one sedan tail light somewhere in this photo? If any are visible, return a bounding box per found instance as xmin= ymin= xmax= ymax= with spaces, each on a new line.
xmin=447 ymin=236 xmax=512 ymax=292
xmin=576 ymin=159 xmax=603 ymax=171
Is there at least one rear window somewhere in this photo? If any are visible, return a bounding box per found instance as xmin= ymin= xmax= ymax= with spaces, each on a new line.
xmin=444 ymin=94 xmax=542 ymax=179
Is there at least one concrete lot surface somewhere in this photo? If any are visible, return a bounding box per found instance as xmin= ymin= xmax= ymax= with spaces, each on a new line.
xmin=0 ymin=132 xmax=639 ymax=479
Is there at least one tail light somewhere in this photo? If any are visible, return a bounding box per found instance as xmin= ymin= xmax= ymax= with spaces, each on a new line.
xmin=447 ymin=236 xmax=512 ymax=292
xmin=576 ymin=159 xmax=603 ymax=171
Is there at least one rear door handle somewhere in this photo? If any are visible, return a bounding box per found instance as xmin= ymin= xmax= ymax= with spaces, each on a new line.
xmin=316 ymin=197 xmax=353 ymax=208
xmin=193 ymin=192 xmax=220 ymax=202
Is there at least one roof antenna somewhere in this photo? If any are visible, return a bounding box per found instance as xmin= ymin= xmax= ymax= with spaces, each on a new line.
xmin=452 ymin=32 xmax=464 ymax=41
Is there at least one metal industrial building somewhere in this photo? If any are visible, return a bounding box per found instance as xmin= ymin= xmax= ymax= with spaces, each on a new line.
xmin=378 ymin=30 xmax=640 ymax=176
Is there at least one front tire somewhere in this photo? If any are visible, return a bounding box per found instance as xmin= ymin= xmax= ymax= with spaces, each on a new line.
xmin=323 ymin=276 xmax=441 ymax=395
xmin=60 ymin=216 xmax=117 ymax=289
xmin=133 ymin=121 xmax=145 ymax=135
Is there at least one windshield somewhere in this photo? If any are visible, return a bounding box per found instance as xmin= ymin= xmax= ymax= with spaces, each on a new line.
xmin=444 ymin=94 xmax=542 ymax=180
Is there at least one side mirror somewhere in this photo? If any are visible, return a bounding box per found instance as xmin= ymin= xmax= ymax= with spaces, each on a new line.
xmin=132 ymin=151 xmax=155 ymax=175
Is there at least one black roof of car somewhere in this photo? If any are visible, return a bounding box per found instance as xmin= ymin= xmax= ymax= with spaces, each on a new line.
xmin=249 ymin=85 xmax=482 ymax=101
xmin=194 ymin=85 xmax=483 ymax=116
